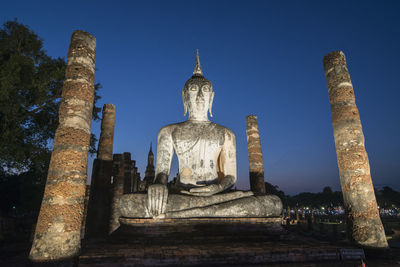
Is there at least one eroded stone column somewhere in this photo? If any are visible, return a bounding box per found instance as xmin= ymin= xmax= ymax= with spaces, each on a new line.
xmin=85 ymin=104 xmax=115 ymax=238
xmin=97 ymin=104 xmax=116 ymax=160
xmin=29 ymin=30 xmax=96 ymax=261
xmin=323 ymin=51 xmax=388 ymax=248
xmin=109 ymin=153 xmax=126 ymax=234
xmin=80 ymin=185 xmax=90 ymax=239
xmin=246 ymin=115 xmax=266 ymax=194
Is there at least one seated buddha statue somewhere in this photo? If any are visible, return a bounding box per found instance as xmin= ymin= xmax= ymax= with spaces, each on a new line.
xmin=119 ymin=51 xmax=282 ymax=219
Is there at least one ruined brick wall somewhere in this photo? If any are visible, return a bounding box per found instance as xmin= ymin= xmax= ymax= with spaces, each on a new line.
xmin=29 ymin=30 xmax=96 ymax=261
xmin=246 ymin=115 xmax=266 ymax=194
xmin=85 ymin=104 xmax=115 ymax=238
xmin=109 ymin=153 xmax=129 ymax=233
xmin=123 ymin=153 xmax=132 ymax=194
xmin=323 ymin=51 xmax=388 ymax=248
xmin=131 ymin=161 xmax=139 ymax=193
xmin=85 ymin=159 xmax=113 ymax=238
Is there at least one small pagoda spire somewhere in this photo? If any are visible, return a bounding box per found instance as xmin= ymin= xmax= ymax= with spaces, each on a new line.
xmin=193 ymin=49 xmax=203 ymax=76
xmin=149 ymin=142 xmax=153 ymax=154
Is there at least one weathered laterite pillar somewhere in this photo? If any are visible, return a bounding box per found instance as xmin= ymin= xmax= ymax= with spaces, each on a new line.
xmin=85 ymin=104 xmax=115 ymax=238
xmin=109 ymin=153 xmax=128 ymax=234
xmin=97 ymin=104 xmax=116 ymax=161
xmin=323 ymin=51 xmax=388 ymax=248
xmin=29 ymin=30 xmax=96 ymax=261
xmin=80 ymin=185 xmax=90 ymax=239
xmin=246 ymin=115 xmax=266 ymax=194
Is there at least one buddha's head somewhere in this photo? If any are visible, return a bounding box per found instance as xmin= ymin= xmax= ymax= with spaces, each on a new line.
xmin=182 ymin=50 xmax=214 ymax=121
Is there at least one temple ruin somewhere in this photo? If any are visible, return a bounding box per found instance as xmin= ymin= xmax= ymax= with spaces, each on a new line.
xmin=28 ymin=31 xmax=389 ymax=265
xmin=85 ymin=104 xmax=115 ymax=238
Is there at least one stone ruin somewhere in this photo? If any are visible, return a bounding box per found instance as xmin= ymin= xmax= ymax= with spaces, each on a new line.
xmin=28 ymin=30 xmax=388 ymax=264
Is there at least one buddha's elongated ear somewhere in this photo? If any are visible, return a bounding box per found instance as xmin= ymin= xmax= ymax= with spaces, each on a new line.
xmin=182 ymin=90 xmax=188 ymax=116
xmin=209 ymin=91 xmax=215 ymax=117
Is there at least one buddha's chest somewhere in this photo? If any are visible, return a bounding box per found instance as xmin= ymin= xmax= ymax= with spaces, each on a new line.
xmin=172 ymin=124 xmax=224 ymax=163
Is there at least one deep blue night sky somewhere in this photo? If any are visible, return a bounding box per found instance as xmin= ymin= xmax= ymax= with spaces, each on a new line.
xmin=2 ymin=0 xmax=399 ymax=194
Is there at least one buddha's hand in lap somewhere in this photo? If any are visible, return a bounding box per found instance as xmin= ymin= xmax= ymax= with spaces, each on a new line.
xmin=181 ymin=183 xmax=223 ymax=197
xmin=181 ymin=175 xmax=235 ymax=196
xmin=147 ymin=184 xmax=168 ymax=218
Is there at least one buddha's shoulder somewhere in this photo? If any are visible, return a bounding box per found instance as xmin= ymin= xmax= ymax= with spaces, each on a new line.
xmin=157 ymin=121 xmax=189 ymax=135
xmin=211 ymin=123 xmax=235 ymax=137
xmin=157 ymin=123 xmax=179 ymax=136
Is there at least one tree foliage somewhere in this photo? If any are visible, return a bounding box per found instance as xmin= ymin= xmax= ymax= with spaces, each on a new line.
xmin=0 ymin=19 xmax=101 ymax=216
xmin=376 ymin=186 xmax=400 ymax=209
xmin=267 ymin=182 xmax=400 ymax=211
xmin=0 ymin=19 xmax=101 ymax=175
xmin=266 ymin=183 xmax=344 ymax=208
xmin=287 ymin=188 xmax=343 ymax=208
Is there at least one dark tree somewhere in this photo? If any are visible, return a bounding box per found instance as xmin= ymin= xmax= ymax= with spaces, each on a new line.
xmin=285 ymin=187 xmax=343 ymax=209
xmin=0 ymin=19 xmax=101 ymax=216
xmin=322 ymin=186 xmax=333 ymax=194
xmin=265 ymin=181 xmax=288 ymax=205
xmin=376 ymin=186 xmax=400 ymax=209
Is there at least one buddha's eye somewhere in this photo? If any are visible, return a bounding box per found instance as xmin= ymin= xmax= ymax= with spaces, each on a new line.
xmin=202 ymin=85 xmax=210 ymax=92
xmin=190 ymin=85 xmax=198 ymax=91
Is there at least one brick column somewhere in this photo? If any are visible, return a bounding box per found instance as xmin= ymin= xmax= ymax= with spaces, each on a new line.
xmin=109 ymin=153 xmax=126 ymax=234
xmin=85 ymin=104 xmax=115 ymax=238
xmin=80 ymin=185 xmax=90 ymax=239
xmin=246 ymin=115 xmax=266 ymax=194
xmin=29 ymin=30 xmax=96 ymax=261
xmin=323 ymin=51 xmax=388 ymax=248
xmin=97 ymin=104 xmax=116 ymax=160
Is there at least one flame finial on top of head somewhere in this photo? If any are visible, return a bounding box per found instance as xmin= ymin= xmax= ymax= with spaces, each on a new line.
xmin=193 ymin=49 xmax=203 ymax=76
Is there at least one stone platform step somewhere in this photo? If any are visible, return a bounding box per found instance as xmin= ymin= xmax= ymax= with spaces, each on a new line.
xmin=79 ymin=218 xmax=357 ymax=266
xmin=79 ymin=241 xmax=348 ymax=266
xmin=114 ymin=217 xmax=283 ymax=244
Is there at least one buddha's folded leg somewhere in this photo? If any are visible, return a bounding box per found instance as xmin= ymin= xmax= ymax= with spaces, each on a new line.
xmin=165 ymin=195 xmax=283 ymax=218
xmin=119 ymin=191 xmax=255 ymax=218
xmin=167 ymin=191 xmax=254 ymax=212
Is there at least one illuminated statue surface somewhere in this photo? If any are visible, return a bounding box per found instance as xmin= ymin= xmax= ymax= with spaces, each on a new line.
xmin=119 ymin=51 xmax=282 ymax=218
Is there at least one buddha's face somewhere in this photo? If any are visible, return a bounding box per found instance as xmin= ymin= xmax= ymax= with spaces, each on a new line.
xmin=183 ymin=81 xmax=214 ymax=120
